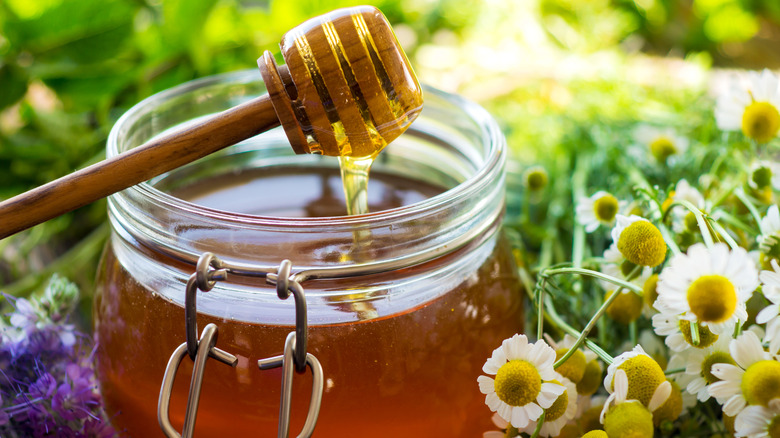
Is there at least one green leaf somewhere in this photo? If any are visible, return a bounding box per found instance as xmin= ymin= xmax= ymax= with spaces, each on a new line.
xmin=0 ymin=63 xmax=28 ymax=110
xmin=5 ymin=0 xmax=137 ymax=57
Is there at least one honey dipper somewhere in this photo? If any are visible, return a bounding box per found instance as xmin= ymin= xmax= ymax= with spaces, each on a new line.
xmin=0 ymin=5 xmax=423 ymax=240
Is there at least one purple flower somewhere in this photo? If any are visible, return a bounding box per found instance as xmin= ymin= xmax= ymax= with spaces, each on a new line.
xmin=1 ymin=276 xmax=116 ymax=437
xmin=9 ymin=297 xmax=38 ymax=334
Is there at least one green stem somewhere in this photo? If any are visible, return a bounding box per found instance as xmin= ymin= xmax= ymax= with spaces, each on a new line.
xmin=552 ymin=267 xmax=640 ymax=369
xmin=664 ymin=367 xmax=686 ymax=375
xmin=691 ymin=321 xmax=700 ymax=346
xmin=545 ymin=295 xmax=614 ymax=365
xmin=571 ymin=156 xmax=588 ymax=294
xmin=530 ymin=411 xmax=545 ymax=438
xmin=553 ymin=287 xmax=623 ymax=369
xmin=537 ymin=277 xmax=546 ymax=340
xmin=670 ymin=199 xmax=714 ymax=248
xmin=734 ymin=188 xmax=766 ymax=235
xmin=541 ymin=267 xmax=643 ymax=294
xmin=707 ymin=218 xmax=739 ymax=250
xmin=734 ymin=321 xmax=743 ymax=339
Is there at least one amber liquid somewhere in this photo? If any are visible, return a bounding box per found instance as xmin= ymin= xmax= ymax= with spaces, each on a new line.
xmin=94 ymin=166 xmax=523 ymax=437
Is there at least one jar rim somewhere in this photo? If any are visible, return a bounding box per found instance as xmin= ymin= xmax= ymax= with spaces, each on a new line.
xmin=107 ymin=70 xmax=505 ymax=231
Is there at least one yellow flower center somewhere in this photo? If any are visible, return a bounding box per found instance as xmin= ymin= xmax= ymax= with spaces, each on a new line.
xmin=544 ymin=380 xmax=569 ymax=421
xmin=650 ymin=136 xmax=677 ymax=162
xmin=643 ymin=274 xmax=659 ymax=309
xmin=494 ymin=360 xmax=541 ymax=407
xmin=653 ymin=380 xmax=682 ymax=426
xmin=606 ymin=290 xmax=643 ymax=325
xmin=582 ymin=430 xmax=609 ymax=438
xmin=604 ymin=401 xmax=654 ymax=438
xmin=616 ymin=354 xmax=666 ymax=406
xmin=504 ymin=426 xmax=520 ymax=437
xmin=701 ymin=351 xmax=736 ymax=384
xmin=686 ymin=275 xmax=737 ymax=323
xmin=678 ymin=319 xmax=718 ymax=348
xmin=742 ymin=360 xmax=780 ymax=406
xmin=769 ymin=416 xmax=780 ymax=438
xmin=752 ymin=165 xmax=774 ymax=189
xmin=684 ymin=211 xmax=699 ymax=233
xmin=742 ymin=101 xmax=780 ymax=143
xmin=617 ymin=221 xmax=667 ymax=267
xmin=555 ymin=348 xmax=586 ymax=383
xmin=594 ymin=194 xmax=620 ymax=223
xmin=526 ymin=167 xmax=548 ymax=192
xmin=577 ymin=360 xmax=604 ymax=396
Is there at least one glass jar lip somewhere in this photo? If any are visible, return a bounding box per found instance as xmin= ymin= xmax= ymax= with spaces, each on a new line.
xmin=107 ymin=69 xmax=505 ymax=230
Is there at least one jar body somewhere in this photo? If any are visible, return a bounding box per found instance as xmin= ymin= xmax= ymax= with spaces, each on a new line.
xmin=93 ymin=71 xmax=523 ymax=437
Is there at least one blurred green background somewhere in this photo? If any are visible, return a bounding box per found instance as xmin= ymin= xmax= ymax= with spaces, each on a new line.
xmin=1 ymin=0 xmax=779 ymax=303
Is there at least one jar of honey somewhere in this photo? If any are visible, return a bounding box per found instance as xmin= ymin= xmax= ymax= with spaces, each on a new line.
xmin=94 ymin=69 xmax=523 ymax=437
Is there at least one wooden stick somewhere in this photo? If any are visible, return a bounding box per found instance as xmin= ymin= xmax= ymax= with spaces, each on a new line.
xmin=0 ymin=95 xmax=279 ymax=240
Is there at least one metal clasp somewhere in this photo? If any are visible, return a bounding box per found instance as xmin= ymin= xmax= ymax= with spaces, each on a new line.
xmin=258 ymin=333 xmax=324 ymax=438
xmin=158 ymin=324 xmax=238 ymax=438
xmin=158 ymin=253 xmax=237 ymax=438
xmin=260 ymin=259 xmax=324 ymax=438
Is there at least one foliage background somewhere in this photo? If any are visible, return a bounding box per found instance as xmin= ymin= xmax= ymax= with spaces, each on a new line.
xmin=1 ymin=0 xmax=779 ymax=317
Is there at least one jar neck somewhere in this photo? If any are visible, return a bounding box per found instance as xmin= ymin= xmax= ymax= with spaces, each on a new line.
xmin=107 ymin=72 xmax=507 ymax=274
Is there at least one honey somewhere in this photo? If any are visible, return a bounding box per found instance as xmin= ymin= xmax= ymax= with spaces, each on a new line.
xmin=96 ymin=71 xmax=521 ymax=437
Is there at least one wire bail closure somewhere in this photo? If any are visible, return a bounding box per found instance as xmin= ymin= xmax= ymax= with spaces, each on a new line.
xmin=158 ymin=253 xmax=237 ymax=438
xmin=157 ymin=253 xmax=323 ymax=437
xmin=258 ymin=333 xmax=324 ymax=438
xmin=262 ymin=259 xmax=324 ymax=438
xmin=158 ymin=323 xmax=238 ymax=438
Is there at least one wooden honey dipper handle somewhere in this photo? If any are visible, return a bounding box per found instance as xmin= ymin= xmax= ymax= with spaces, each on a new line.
xmin=0 ymin=96 xmax=279 ymax=239
xmin=0 ymin=5 xmax=423 ymax=240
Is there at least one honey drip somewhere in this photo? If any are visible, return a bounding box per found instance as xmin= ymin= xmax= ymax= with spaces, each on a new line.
xmin=338 ymin=155 xmax=374 ymax=216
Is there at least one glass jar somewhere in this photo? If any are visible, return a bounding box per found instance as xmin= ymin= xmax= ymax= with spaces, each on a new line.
xmin=94 ymin=70 xmax=523 ymax=437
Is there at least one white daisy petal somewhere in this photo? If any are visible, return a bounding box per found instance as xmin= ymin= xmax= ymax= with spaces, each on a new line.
xmin=510 ymin=405 xmax=530 ymax=429
xmin=648 ymin=380 xmax=672 ymax=412
xmin=478 ymin=375 xmax=495 ymax=394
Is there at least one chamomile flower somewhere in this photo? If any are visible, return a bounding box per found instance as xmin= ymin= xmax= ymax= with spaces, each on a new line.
xmin=749 ymin=161 xmax=780 ymax=191
xmin=604 ymin=345 xmax=668 ymax=408
xmin=758 ymin=259 xmax=780 ymax=354
xmin=654 ymin=243 xmax=759 ymax=335
xmin=734 ymin=398 xmax=780 ymax=438
xmin=600 ymin=368 xmax=671 ymax=431
xmin=601 ymin=243 xmax=652 ymax=289
xmin=709 ymin=331 xmax=780 ymax=416
xmin=663 ymin=179 xmax=707 ymax=234
xmin=521 ymin=375 xmax=578 ymax=437
xmin=715 ymin=69 xmax=780 ymax=144
xmin=576 ymin=191 xmax=625 ymax=233
xmin=524 ymin=166 xmax=549 ymax=192
xmin=759 ymin=205 xmax=780 ymax=264
xmin=652 ymin=312 xmax=722 ymax=352
xmin=633 ymin=124 xmax=689 ymax=164
xmin=478 ymin=334 xmax=565 ymax=429
xmin=678 ymin=336 xmax=734 ymax=402
xmin=611 ymin=215 xmax=668 ymax=268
